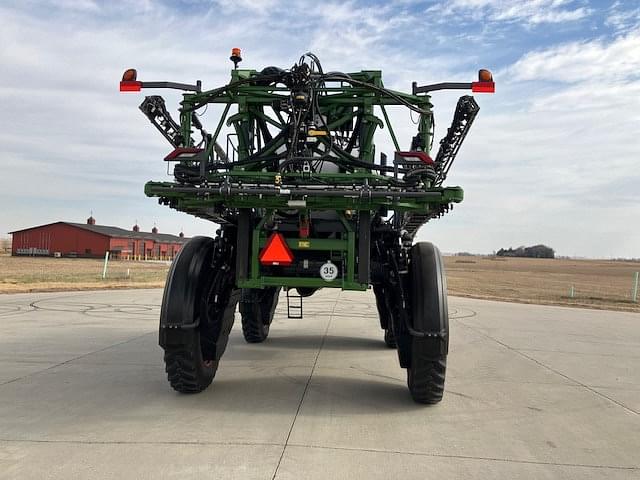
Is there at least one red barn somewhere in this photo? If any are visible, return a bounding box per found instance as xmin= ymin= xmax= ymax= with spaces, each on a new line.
xmin=10 ymin=217 xmax=188 ymax=260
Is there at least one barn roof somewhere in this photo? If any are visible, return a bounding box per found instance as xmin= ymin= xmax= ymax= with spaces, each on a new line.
xmin=10 ymin=221 xmax=188 ymax=244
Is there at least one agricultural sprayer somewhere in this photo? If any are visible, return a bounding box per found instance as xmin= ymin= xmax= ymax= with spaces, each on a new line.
xmin=120 ymin=50 xmax=494 ymax=403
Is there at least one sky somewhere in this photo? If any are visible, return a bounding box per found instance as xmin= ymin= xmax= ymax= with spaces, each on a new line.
xmin=1 ymin=0 xmax=639 ymax=258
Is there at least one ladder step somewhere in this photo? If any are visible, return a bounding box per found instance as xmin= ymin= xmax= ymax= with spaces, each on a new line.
xmin=286 ymin=289 xmax=303 ymax=319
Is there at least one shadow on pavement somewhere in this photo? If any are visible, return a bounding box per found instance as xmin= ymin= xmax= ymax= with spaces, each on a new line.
xmin=260 ymin=334 xmax=387 ymax=351
xmin=205 ymin=373 xmax=427 ymax=415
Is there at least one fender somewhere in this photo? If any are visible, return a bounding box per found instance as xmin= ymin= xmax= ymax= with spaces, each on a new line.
xmin=409 ymin=243 xmax=449 ymax=356
xmin=159 ymin=236 xmax=214 ymax=348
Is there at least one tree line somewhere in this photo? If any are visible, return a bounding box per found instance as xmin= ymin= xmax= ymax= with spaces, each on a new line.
xmin=496 ymin=245 xmax=555 ymax=259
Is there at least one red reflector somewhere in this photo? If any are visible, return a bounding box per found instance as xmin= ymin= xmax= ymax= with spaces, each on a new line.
xmin=120 ymin=81 xmax=142 ymax=92
xmin=396 ymin=151 xmax=434 ymax=165
xmin=259 ymin=233 xmax=294 ymax=266
xmin=164 ymin=147 xmax=204 ymax=161
xmin=471 ymin=81 xmax=495 ymax=93
xmin=299 ymin=217 xmax=310 ymax=238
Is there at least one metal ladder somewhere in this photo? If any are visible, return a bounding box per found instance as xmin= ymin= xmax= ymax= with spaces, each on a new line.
xmin=286 ymin=289 xmax=303 ymax=319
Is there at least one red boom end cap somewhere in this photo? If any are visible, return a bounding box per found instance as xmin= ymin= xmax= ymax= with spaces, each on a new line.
xmin=471 ymin=81 xmax=495 ymax=93
xmin=120 ymin=81 xmax=142 ymax=92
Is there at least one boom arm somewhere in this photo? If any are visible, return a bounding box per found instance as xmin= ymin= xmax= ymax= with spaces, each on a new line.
xmin=120 ymin=53 xmax=493 ymax=229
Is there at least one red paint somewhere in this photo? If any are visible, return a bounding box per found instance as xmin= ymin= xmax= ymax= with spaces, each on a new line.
xmin=395 ymin=151 xmax=434 ymax=165
xmin=259 ymin=233 xmax=294 ymax=266
xmin=11 ymin=223 xmax=108 ymax=257
xmin=164 ymin=147 xmax=204 ymax=161
xmin=471 ymin=81 xmax=495 ymax=93
xmin=299 ymin=217 xmax=310 ymax=238
xmin=10 ymin=222 xmax=185 ymax=259
xmin=119 ymin=81 xmax=142 ymax=92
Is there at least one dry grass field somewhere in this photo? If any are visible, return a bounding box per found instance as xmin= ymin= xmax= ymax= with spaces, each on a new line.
xmin=1 ymin=254 xmax=638 ymax=312
xmin=445 ymin=256 xmax=640 ymax=312
xmin=0 ymin=255 xmax=169 ymax=293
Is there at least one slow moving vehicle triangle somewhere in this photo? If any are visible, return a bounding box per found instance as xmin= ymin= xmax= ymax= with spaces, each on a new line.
xmin=259 ymin=233 xmax=294 ymax=266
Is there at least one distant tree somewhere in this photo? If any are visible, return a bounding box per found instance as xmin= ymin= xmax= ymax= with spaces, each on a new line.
xmin=496 ymin=244 xmax=554 ymax=259
xmin=525 ymin=244 xmax=555 ymax=258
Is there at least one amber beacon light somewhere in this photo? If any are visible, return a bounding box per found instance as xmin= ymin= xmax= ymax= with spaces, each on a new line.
xmin=120 ymin=68 xmax=141 ymax=92
xmin=472 ymin=69 xmax=495 ymax=93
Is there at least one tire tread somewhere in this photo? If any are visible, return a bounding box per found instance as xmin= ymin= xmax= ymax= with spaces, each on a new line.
xmin=240 ymin=288 xmax=279 ymax=343
xmin=241 ymin=301 xmax=269 ymax=343
xmin=164 ymin=349 xmax=213 ymax=394
xmin=408 ymin=354 xmax=446 ymax=404
xmin=406 ymin=242 xmax=449 ymax=404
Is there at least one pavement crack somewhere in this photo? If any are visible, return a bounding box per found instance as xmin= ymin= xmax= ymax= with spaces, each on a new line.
xmin=456 ymin=320 xmax=639 ymax=416
xmin=347 ymin=365 xmax=403 ymax=383
xmin=285 ymin=443 xmax=640 ymax=471
xmin=0 ymin=438 xmax=282 ymax=448
xmin=0 ymin=331 xmax=155 ymax=388
xmin=2 ymin=438 xmax=636 ymax=472
xmin=518 ymin=347 xmax=640 ymax=359
xmin=271 ymin=291 xmax=340 ymax=480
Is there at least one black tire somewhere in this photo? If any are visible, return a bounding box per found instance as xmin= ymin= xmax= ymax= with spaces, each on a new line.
xmin=374 ymin=285 xmax=396 ymax=348
xmin=240 ymin=287 xmax=280 ymax=343
xmin=406 ymin=242 xmax=449 ymax=404
xmin=407 ymin=351 xmax=446 ymax=403
xmin=160 ymin=236 xmax=239 ymax=393
xmin=384 ymin=328 xmax=397 ymax=348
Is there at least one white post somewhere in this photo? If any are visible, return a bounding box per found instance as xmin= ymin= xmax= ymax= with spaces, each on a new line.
xmin=102 ymin=251 xmax=110 ymax=279
xmin=569 ymin=285 xmax=575 ymax=299
xmin=633 ymin=272 xmax=639 ymax=303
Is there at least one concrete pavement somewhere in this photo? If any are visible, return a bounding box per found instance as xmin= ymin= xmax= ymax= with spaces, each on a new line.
xmin=0 ymin=289 xmax=638 ymax=479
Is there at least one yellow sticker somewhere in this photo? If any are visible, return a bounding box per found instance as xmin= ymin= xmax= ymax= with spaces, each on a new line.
xmin=308 ymin=129 xmax=328 ymax=136
xmin=298 ymin=240 xmax=311 ymax=248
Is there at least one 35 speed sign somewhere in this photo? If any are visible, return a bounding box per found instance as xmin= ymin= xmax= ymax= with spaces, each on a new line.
xmin=319 ymin=261 xmax=338 ymax=282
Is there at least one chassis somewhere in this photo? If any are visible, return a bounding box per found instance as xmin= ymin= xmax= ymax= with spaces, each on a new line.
xmin=120 ymin=52 xmax=493 ymax=403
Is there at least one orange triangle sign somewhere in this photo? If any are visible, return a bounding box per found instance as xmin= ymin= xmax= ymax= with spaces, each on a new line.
xmin=259 ymin=233 xmax=294 ymax=266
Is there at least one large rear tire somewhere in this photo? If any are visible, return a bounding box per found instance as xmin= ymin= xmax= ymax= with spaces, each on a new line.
xmin=240 ymin=287 xmax=281 ymax=343
xmin=160 ymin=235 xmax=239 ymax=394
xmin=405 ymin=242 xmax=449 ymax=404
xmin=374 ymin=285 xmax=397 ymax=348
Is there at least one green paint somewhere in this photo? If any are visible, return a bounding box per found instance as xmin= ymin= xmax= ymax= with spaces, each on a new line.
xmin=141 ymin=65 xmax=471 ymax=292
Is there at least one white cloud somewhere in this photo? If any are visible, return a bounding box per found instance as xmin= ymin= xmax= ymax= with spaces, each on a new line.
xmin=421 ymin=26 xmax=640 ymax=257
xmin=606 ymin=1 xmax=640 ymax=33
xmin=428 ymin=0 xmax=592 ymax=26
xmin=213 ymin=0 xmax=280 ymax=15
xmin=42 ymin=0 xmax=101 ymax=11
xmin=506 ymin=28 xmax=640 ymax=84
xmin=1 ymin=1 xmax=639 ymax=257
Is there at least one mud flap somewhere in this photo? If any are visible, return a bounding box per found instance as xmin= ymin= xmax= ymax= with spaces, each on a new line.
xmin=409 ymin=242 xmax=449 ymax=357
xmin=159 ymin=236 xmax=214 ymax=349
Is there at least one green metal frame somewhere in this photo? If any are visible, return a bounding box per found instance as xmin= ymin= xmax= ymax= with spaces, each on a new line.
xmin=144 ymin=67 xmax=464 ymax=291
xmin=234 ymin=209 xmax=365 ymax=290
